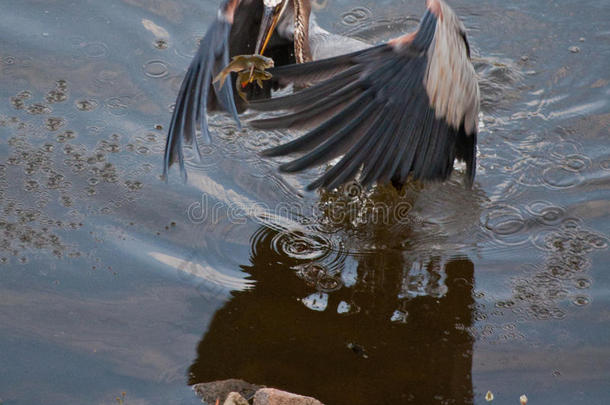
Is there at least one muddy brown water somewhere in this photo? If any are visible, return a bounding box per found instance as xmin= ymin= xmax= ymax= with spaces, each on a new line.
xmin=0 ymin=0 xmax=608 ymax=404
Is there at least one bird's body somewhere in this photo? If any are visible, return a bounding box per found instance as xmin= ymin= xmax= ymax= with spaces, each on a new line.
xmin=163 ymin=0 xmax=480 ymax=191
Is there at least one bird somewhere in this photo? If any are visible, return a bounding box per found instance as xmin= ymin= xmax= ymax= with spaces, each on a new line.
xmin=163 ymin=0 xmax=480 ymax=191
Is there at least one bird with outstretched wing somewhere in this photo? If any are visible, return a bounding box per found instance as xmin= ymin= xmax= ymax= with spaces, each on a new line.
xmin=163 ymin=0 xmax=479 ymax=190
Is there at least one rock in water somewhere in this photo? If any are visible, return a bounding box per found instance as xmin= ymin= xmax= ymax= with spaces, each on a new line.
xmin=253 ymin=388 xmax=325 ymax=405
xmin=223 ymin=392 xmax=249 ymax=405
xmin=193 ymin=379 xmax=262 ymax=404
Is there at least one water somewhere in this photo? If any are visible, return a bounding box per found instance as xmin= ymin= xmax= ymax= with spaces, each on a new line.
xmin=1 ymin=0 xmax=608 ymax=404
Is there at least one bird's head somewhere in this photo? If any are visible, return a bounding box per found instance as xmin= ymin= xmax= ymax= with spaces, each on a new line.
xmin=255 ymin=0 xmax=290 ymax=56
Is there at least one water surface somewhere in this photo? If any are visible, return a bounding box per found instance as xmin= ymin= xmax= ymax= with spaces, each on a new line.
xmin=0 ymin=0 xmax=609 ymax=404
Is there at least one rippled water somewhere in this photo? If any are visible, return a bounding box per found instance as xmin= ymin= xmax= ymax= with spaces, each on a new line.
xmin=1 ymin=1 xmax=609 ymax=404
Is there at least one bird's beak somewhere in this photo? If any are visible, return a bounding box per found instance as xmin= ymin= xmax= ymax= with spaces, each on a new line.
xmin=255 ymin=0 xmax=289 ymax=56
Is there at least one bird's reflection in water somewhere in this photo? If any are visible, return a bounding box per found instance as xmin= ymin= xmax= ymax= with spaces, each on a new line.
xmin=188 ymin=212 xmax=476 ymax=404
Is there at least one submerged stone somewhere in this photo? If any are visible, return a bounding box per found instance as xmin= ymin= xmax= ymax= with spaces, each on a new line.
xmin=253 ymin=388 xmax=325 ymax=405
xmin=193 ymin=379 xmax=262 ymax=404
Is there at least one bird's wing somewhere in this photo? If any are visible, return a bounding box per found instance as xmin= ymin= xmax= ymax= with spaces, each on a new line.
xmin=250 ymin=3 xmax=479 ymax=191
xmin=163 ymin=0 xmax=241 ymax=181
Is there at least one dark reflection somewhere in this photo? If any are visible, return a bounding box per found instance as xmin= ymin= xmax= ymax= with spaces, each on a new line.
xmin=189 ymin=223 xmax=476 ymax=405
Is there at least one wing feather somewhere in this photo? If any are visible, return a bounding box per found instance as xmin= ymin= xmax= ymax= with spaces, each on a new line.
xmin=248 ymin=65 xmax=364 ymax=112
xmin=250 ymin=83 xmax=364 ymax=130
xmin=306 ymin=110 xmax=384 ymax=190
xmin=279 ymin=96 xmax=381 ymax=173
xmin=267 ymin=45 xmax=386 ymax=86
xmin=261 ymin=90 xmax=376 ymax=157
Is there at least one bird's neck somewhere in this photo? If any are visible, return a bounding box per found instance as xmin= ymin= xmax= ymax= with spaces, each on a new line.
xmin=293 ymin=0 xmax=312 ymax=63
